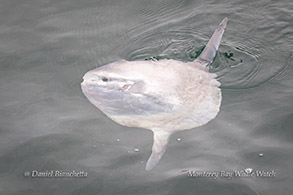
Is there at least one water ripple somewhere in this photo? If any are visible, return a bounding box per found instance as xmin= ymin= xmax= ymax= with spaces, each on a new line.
xmin=117 ymin=17 xmax=291 ymax=90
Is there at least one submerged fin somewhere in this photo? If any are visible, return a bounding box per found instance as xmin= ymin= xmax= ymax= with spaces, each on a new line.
xmin=197 ymin=17 xmax=228 ymax=64
xmin=145 ymin=130 xmax=172 ymax=171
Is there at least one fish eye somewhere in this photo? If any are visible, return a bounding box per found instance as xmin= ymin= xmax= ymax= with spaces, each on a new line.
xmin=102 ymin=77 xmax=108 ymax=82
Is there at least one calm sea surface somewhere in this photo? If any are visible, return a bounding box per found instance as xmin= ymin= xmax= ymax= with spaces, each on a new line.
xmin=0 ymin=0 xmax=292 ymax=194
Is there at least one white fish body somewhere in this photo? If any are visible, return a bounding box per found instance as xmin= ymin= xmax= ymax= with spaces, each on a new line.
xmin=81 ymin=18 xmax=228 ymax=170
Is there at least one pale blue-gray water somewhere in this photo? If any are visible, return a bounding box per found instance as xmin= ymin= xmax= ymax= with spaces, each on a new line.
xmin=0 ymin=0 xmax=292 ymax=194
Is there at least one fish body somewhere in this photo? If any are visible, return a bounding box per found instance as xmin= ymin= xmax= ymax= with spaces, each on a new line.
xmin=81 ymin=18 xmax=228 ymax=170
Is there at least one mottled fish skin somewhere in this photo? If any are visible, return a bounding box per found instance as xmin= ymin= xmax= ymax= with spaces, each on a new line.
xmin=81 ymin=18 xmax=227 ymax=170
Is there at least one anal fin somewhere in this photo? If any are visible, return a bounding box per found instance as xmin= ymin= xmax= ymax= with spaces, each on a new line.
xmin=145 ymin=129 xmax=172 ymax=171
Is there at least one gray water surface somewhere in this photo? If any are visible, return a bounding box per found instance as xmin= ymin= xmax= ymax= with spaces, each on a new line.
xmin=0 ymin=0 xmax=293 ymax=194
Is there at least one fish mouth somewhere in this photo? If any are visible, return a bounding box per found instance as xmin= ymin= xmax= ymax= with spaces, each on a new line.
xmin=80 ymin=72 xmax=94 ymax=86
xmin=80 ymin=79 xmax=86 ymax=87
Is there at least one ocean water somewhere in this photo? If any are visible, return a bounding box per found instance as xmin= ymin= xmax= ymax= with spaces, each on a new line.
xmin=0 ymin=0 xmax=292 ymax=194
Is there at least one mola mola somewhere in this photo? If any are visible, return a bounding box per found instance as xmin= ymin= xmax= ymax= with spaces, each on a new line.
xmin=81 ymin=18 xmax=227 ymax=170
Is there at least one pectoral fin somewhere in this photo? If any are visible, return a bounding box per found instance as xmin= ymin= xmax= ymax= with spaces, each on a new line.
xmin=123 ymin=81 xmax=146 ymax=94
xmin=145 ymin=130 xmax=172 ymax=171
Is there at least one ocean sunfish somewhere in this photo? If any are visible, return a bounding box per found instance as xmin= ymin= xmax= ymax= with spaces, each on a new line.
xmin=81 ymin=18 xmax=228 ymax=170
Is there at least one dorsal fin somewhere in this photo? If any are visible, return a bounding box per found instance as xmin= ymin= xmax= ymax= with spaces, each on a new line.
xmin=145 ymin=129 xmax=172 ymax=171
xmin=196 ymin=18 xmax=228 ymax=65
